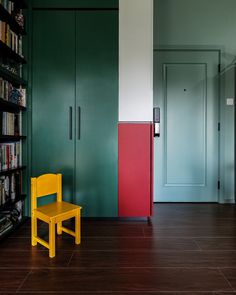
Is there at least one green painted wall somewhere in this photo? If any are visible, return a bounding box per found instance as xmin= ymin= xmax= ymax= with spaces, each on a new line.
xmin=154 ymin=0 xmax=235 ymax=202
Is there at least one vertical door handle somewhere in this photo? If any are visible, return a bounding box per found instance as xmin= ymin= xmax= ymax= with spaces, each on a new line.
xmin=78 ymin=106 xmax=81 ymax=140
xmin=69 ymin=106 xmax=73 ymax=140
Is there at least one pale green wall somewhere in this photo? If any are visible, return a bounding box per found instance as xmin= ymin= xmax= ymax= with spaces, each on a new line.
xmin=154 ymin=0 xmax=235 ymax=202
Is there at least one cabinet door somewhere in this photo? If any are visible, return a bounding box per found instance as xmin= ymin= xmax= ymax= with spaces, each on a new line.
xmin=32 ymin=11 xmax=76 ymax=202
xmin=75 ymin=11 xmax=118 ymax=217
xmin=118 ymin=123 xmax=153 ymax=217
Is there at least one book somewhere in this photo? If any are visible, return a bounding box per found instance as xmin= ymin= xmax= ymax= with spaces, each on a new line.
xmin=0 ymin=142 xmax=21 ymax=171
xmin=0 ymin=78 xmax=26 ymax=106
xmin=1 ymin=112 xmax=21 ymax=136
xmin=0 ymin=172 xmax=21 ymax=206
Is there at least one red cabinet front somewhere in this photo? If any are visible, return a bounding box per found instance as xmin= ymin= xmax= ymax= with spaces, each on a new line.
xmin=118 ymin=123 xmax=153 ymax=217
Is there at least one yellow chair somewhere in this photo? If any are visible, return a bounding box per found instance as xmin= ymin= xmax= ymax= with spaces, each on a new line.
xmin=31 ymin=173 xmax=82 ymax=258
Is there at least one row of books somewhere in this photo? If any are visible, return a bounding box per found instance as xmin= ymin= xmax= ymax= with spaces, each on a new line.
xmin=0 ymin=20 xmax=23 ymax=56
xmin=0 ymin=0 xmax=24 ymax=28
xmin=0 ymin=198 xmax=24 ymax=236
xmin=0 ymin=142 xmax=21 ymax=171
xmin=0 ymin=214 xmax=13 ymax=236
xmin=0 ymin=0 xmax=14 ymax=14
xmin=0 ymin=172 xmax=21 ymax=206
xmin=0 ymin=112 xmax=21 ymax=136
xmin=0 ymin=78 xmax=26 ymax=106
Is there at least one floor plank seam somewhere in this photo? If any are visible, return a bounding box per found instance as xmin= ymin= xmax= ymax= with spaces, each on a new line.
xmin=67 ymin=250 xmax=75 ymax=267
xmin=13 ymin=291 xmax=230 ymax=294
xmin=193 ymin=239 xmax=203 ymax=251
xmin=0 ymin=266 xmax=234 ymax=270
xmin=16 ymin=270 xmax=32 ymax=293
xmin=217 ymin=267 xmax=235 ymax=291
xmin=9 ymin=235 xmax=236 ymax=239
xmin=141 ymin=226 xmax=146 ymax=237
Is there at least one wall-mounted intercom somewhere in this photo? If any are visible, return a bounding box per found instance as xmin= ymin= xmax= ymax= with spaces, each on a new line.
xmin=153 ymin=107 xmax=160 ymax=137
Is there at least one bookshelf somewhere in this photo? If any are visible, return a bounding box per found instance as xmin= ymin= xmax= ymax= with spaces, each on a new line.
xmin=0 ymin=0 xmax=27 ymax=240
xmin=0 ymin=40 xmax=26 ymax=63
xmin=0 ymin=165 xmax=26 ymax=176
xmin=0 ymin=135 xmax=26 ymax=141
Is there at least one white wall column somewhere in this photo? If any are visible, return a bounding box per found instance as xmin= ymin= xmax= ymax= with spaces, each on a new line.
xmin=119 ymin=0 xmax=153 ymax=122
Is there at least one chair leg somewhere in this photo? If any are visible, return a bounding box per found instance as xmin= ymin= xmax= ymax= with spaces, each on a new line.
xmin=75 ymin=209 xmax=81 ymax=245
xmin=31 ymin=214 xmax=37 ymax=246
xmin=49 ymin=220 xmax=55 ymax=258
xmin=57 ymin=222 xmax=62 ymax=235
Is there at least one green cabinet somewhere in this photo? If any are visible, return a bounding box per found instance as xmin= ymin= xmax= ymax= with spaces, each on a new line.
xmin=75 ymin=12 xmax=118 ymax=217
xmin=32 ymin=10 xmax=118 ymax=216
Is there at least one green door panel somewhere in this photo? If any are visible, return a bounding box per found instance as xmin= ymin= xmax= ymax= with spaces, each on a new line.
xmin=166 ymin=64 xmax=206 ymax=184
xmin=75 ymin=12 xmax=118 ymax=217
xmin=154 ymin=51 xmax=219 ymax=202
xmin=32 ymin=11 xmax=76 ymax=203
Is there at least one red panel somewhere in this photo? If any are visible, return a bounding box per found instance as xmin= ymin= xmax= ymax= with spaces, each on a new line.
xmin=118 ymin=123 xmax=153 ymax=217
xmin=150 ymin=123 xmax=154 ymax=216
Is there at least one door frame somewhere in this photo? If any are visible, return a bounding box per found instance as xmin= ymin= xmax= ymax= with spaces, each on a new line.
xmin=153 ymin=47 xmax=222 ymax=203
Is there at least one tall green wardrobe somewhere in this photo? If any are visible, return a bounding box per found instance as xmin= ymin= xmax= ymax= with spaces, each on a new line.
xmin=31 ymin=6 xmax=118 ymax=217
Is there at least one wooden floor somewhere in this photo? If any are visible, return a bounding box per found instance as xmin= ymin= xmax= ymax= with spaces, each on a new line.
xmin=1 ymin=204 xmax=236 ymax=294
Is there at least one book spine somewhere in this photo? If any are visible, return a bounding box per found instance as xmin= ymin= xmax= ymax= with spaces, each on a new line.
xmin=0 ymin=142 xmax=21 ymax=171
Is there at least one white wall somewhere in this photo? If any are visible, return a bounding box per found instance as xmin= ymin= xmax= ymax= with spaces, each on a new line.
xmin=119 ymin=0 xmax=153 ymax=122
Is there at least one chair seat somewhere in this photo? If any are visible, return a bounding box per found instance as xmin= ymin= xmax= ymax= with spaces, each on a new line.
xmin=34 ymin=201 xmax=81 ymax=218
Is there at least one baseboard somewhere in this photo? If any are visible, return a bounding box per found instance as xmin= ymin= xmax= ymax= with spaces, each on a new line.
xmin=223 ymin=198 xmax=235 ymax=204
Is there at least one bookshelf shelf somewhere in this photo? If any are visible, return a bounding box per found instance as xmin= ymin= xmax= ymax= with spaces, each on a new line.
xmin=0 ymin=194 xmax=26 ymax=211
xmin=0 ymin=135 xmax=26 ymax=142
xmin=0 ymin=217 xmax=28 ymax=241
xmin=0 ymin=66 xmax=27 ymax=87
xmin=0 ymin=166 xmax=26 ymax=176
xmin=0 ymin=98 xmax=26 ymax=112
xmin=0 ymin=40 xmax=26 ymax=64
xmin=0 ymin=4 xmax=26 ymax=35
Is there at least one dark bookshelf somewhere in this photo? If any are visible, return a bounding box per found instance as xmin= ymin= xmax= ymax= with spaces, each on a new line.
xmin=0 ymin=66 xmax=27 ymax=87
xmin=0 ymin=98 xmax=26 ymax=112
xmin=0 ymin=40 xmax=26 ymax=64
xmin=0 ymin=4 xmax=26 ymax=36
xmin=0 ymin=194 xmax=26 ymax=211
xmin=0 ymin=0 xmax=27 ymax=240
xmin=0 ymin=135 xmax=26 ymax=142
xmin=11 ymin=0 xmax=28 ymax=9
xmin=0 ymin=217 xmax=28 ymax=241
xmin=0 ymin=166 xmax=26 ymax=176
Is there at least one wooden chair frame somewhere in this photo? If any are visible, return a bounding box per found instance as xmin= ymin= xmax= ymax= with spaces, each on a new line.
xmin=31 ymin=173 xmax=82 ymax=258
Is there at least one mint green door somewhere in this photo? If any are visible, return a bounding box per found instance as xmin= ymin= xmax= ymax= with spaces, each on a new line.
xmin=75 ymin=12 xmax=118 ymax=217
xmin=32 ymin=11 xmax=76 ymax=202
xmin=154 ymin=51 xmax=219 ymax=202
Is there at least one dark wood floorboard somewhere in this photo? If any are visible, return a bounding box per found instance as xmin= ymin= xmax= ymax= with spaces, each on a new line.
xmin=0 ymin=204 xmax=236 ymax=293
xmin=18 ymin=268 xmax=233 ymax=292
xmin=143 ymin=226 xmax=236 ymax=237
xmin=194 ymin=238 xmax=236 ymax=250
xmin=0 ymin=270 xmax=29 ymax=292
xmin=0 ymin=292 xmax=222 ymax=295
xmin=68 ymin=250 xmax=236 ymax=268
xmin=0 ymin=236 xmax=199 ymax=251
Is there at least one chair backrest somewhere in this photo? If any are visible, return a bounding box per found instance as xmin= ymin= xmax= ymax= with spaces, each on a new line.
xmin=31 ymin=173 xmax=62 ymax=211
